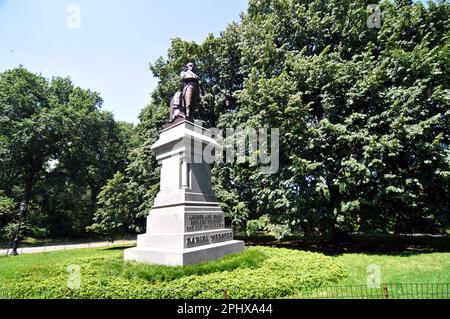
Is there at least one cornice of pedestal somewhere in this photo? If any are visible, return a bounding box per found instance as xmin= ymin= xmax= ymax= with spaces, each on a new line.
xmin=151 ymin=119 xmax=219 ymax=163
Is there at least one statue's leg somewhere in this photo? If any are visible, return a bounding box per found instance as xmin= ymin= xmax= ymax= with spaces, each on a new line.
xmin=179 ymin=92 xmax=185 ymax=116
xmin=184 ymin=84 xmax=194 ymax=118
xmin=169 ymin=97 xmax=174 ymax=122
xmin=182 ymin=86 xmax=188 ymax=117
xmin=173 ymin=107 xmax=180 ymax=119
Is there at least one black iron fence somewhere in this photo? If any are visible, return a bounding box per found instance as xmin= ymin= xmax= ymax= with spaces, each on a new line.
xmin=1 ymin=283 xmax=449 ymax=299
xmin=295 ymin=283 xmax=449 ymax=299
xmin=160 ymin=284 xmax=450 ymax=299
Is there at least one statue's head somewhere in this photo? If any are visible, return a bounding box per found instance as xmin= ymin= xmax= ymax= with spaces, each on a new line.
xmin=186 ymin=62 xmax=194 ymax=71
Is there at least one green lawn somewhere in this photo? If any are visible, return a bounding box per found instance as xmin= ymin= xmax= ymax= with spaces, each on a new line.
xmin=303 ymin=252 xmax=450 ymax=299
xmin=0 ymin=246 xmax=448 ymax=299
xmin=336 ymin=252 xmax=450 ymax=285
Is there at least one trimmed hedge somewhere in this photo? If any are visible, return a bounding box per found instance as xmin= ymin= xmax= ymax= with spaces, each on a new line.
xmin=0 ymin=246 xmax=345 ymax=299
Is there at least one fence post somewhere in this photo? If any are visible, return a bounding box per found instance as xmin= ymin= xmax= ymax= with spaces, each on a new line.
xmin=6 ymin=247 xmax=9 ymax=256
xmin=383 ymin=284 xmax=389 ymax=299
xmin=6 ymin=237 xmax=13 ymax=256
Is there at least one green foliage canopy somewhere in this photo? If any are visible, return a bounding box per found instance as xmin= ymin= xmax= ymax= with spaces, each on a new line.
xmin=108 ymin=0 xmax=449 ymax=237
xmin=0 ymin=67 xmax=134 ymax=238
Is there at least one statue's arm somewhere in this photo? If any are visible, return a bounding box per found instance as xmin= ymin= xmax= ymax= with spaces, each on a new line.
xmin=180 ymin=70 xmax=199 ymax=80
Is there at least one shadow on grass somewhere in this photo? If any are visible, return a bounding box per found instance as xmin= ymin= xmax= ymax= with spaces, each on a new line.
xmin=236 ymin=233 xmax=450 ymax=257
xmin=101 ymin=245 xmax=135 ymax=251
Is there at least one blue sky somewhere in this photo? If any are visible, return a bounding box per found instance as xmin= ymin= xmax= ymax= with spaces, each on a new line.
xmin=0 ymin=0 xmax=248 ymax=123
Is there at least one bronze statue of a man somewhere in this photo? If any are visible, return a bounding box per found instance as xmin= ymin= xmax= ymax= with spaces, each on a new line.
xmin=169 ymin=63 xmax=199 ymax=122
xmin=180 ymin=62 xmax=199 ymax=118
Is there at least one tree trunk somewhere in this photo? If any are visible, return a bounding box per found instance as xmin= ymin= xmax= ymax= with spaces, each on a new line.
xmin=88 ymin=182 xmax=99 ymax=222
xmin=23 ymin=168 xmax=35 ymax=207
xmin=328 ymin=183 xmax=341 ymax=222
xmin=326 ymin=181 xmax=353 ymax=243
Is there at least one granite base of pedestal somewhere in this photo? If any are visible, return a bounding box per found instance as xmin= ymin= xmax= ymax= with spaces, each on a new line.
xmin=124 ymin=240 xmax=245 ymax=266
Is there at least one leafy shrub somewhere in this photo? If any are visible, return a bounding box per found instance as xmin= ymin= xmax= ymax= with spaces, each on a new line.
xmin=1 ymin=223 xmax=14 ymax=241
xmin=246 ymin=215 xmax=270 ymax=237
xmin=28 ymin=226 xmax=50 ymax=239
xmin=0 ymin=194 xmax=14 ymax=217
xmin=246 ymin=215 xmax=292 ymax=240
xmin=119 ymin=248 xmax=266 ymax=283
xmin=162 ymin=248 xmax=345 ymax=298
xmin=0 ymin=222 xmax=50 ymax=241
xmin=0 ymin=246 xmax=345 ymax=299
xmin=266 ymin=224 xmax=292 ymax=241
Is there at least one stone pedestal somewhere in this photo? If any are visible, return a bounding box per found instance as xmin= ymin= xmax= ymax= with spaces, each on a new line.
xmin=124 ymin=119 xmax=245 ymax=266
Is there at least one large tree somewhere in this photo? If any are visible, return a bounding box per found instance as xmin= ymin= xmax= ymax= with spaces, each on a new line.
xmin=222 ymin=0 xmax=449 ymax=236
xmin=0 ymin=69 xmax=76 ymax=210
xmin=0 ymin=67 xmax=134 ymax=238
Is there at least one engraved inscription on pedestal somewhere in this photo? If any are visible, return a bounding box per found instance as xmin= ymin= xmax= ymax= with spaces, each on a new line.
xmin=185 ymin=230 xmax=233 ymax=248
xmin=210 ymin=231 xmax=233 ymax=244
xmin=185 ymin=213 xmax=225 ymax=232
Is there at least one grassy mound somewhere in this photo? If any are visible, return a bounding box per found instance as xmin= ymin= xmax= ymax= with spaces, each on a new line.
xmin=0 ymin=246 xmax=345 ymax=299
